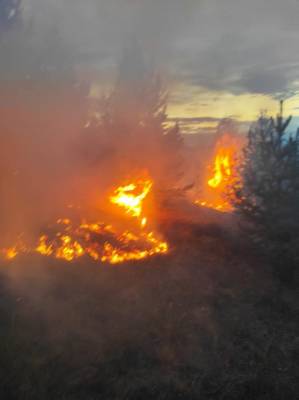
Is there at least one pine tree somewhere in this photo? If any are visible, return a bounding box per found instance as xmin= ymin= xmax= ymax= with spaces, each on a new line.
xmin=232 ymin=102 xmax=299 ymax=282
xmin=86 ymin=39 xmax=184 ymax=189
xmin=214 ymin=118 xmax=240 ymax=142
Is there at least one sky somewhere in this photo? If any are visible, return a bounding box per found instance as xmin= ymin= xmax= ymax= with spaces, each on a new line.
xmin=21 ymin=0 xmax=299 ymax=134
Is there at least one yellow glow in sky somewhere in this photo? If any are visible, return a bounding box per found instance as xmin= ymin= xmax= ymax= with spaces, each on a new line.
xmin=168 ymin=83 xmax=299 ymax=123
xmin=91 ymin=81 xmax=299 ymax=134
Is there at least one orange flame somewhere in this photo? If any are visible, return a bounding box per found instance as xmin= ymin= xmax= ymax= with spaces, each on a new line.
xmin=196 ymin=134 xmax=240 ymax=212
xmin=208 ymin=149 xmax=232 ymax=189
xmin=110 ymin=180 xmax=152 ymax=218
xmin=1 ymin=177 xmax=168 ymax=265
xmin=4 ymin=247 xmax=18 ymax=260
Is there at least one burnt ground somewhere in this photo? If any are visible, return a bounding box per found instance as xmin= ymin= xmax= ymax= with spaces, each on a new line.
xmin=0 ymin=221 xmax=298 ymax=400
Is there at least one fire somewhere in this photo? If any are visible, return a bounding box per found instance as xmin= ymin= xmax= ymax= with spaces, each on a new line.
xmin=208 ymin=149 xmax=232 ymax=189
xmin=36 ymin=235 xmax=53 ymax=256
xmin=55 ymin=235 xmax=85 ymax=262
xmin=1 ymin=177 xmax=168 ymax=265
xmin=110 ymin=180 xmax=152 ymax=219
xmin=195 ymin=200 xmax=229 ymax=212
xmin=1 ymin=238 xmax=28 ymax=260
xmin=4 ymin=247 xmax=18 ymax=260
xmin=196 ymin=134 xmax=241 ymax=212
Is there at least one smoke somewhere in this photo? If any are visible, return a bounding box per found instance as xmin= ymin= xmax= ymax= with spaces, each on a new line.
xmin=0 ymin=0 xmax=200 ymax=246
xmin=19 ymin=0 xmax=199 ymax=77
xmin=0 ymin=5 xmax=243 ymax=384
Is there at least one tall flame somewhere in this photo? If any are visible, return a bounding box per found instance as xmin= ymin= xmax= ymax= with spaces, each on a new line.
xmin=196 ymin=134 xmax=240 ymax=212
xmin=208 ymin=149 xmax=233 ymax=189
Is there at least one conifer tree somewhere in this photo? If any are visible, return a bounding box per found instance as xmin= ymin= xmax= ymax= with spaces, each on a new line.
xmin=232 ymin=102 xmax=299 ymax=281
xmin=88 ymin=39 xmax=184 ymax=189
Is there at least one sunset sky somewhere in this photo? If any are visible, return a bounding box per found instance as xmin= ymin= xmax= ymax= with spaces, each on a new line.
xmin=22 ymin=0 xmax=299 ymax=134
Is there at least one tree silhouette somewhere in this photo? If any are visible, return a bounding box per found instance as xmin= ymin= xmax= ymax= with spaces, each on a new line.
xmin=215 ymin=118 xmax=240 ymax=142
xmin=231 ymin=102 xmax=299 ymax=282
xmin=86 ymin=39 xmax=184 ymax=188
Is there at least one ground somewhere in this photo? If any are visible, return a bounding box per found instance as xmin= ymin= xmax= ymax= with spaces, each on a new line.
xmin=0 ymin=220 xmax=298 ymax=400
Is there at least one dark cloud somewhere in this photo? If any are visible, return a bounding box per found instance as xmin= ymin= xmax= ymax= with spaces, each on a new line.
xmin=19 ymin=0 xmax=299 ymax=98
xmin=24 ymin=0 xmax=199 ymax=69
xmin=172 ymin=0 xmax=299 ymax=97
xmin=238 ymin=68 xmax=290 ymax=95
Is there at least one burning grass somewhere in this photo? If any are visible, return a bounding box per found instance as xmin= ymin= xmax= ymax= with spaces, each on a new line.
xmin=1 ymin=176 xmax=168 ymax=265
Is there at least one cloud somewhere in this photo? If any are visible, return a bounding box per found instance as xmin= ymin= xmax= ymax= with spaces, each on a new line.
xmin=171 ymin=0 xmax=299 ymax=97
xmin=23 ymin=0 xmax=200 ymax=70
xmin=238 ymin=68 xmax=290 ymax=95
xmin=8 ymin=0 xmax=299 ymax=100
